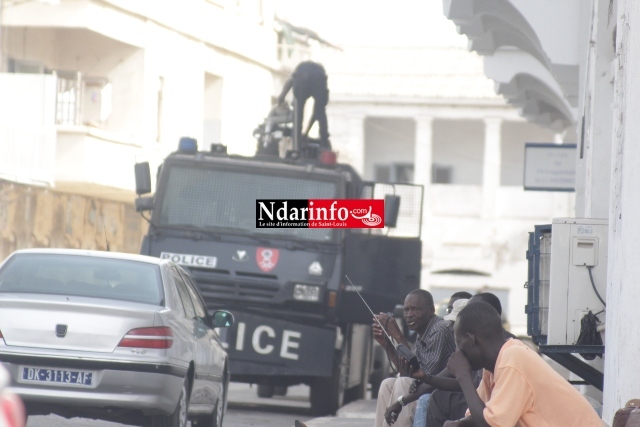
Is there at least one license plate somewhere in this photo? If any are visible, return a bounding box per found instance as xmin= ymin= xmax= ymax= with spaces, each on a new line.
xmin=21 ymin=367 xmax=93 ymax=386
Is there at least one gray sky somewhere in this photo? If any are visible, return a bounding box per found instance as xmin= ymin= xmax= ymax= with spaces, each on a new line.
xmin=275 ymin=0 xmax=468 ymax=48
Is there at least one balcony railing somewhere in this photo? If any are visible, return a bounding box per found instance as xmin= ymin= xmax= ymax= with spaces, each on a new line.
xmin=55 ymin=71 xmax=83 ymax=126
xmin=54 ymin=71 xmax=110 ymax=127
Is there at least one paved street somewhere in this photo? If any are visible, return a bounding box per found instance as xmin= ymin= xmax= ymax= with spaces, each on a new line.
xmin=26 ymin=383 xmax=317 ymax=427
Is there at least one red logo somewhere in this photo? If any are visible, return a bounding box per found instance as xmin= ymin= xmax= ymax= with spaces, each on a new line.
xmin=307 ymin=199 xmax=385 ymax=228
xmin=255 ymin=199 xmax=385 ymax=229
xmin=256 ymin=248 xmax=279 ymax=272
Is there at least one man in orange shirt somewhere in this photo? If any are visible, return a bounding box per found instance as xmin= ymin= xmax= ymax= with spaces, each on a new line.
xmin=444 ymin=302 xmax=604 ymax=427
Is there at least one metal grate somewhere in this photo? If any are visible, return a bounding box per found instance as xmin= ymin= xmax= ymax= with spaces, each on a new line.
xmin=362 ymin=182 xmax=423 ymax=238
xmin=187 ymin=268 xmax=280 ymax=303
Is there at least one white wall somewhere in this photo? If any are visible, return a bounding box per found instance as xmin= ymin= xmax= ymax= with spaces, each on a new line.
xmin=432 ymin=119 xmax=485 ymax=185
xmin=1 ymin=1 xmax=279 ymax=198
xmin=363 ymin=117 xmax=416 ymax=180
xmin=500 ymin=121 xmax=557 ymax=186
xmin=0 ymin=74 xmax=57 ymax=186
xmin=603 ymin=0 xmax=640 ymax=421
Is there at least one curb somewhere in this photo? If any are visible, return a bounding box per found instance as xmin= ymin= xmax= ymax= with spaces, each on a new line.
xmin=305 ymin=399 xmax=375 ymax=427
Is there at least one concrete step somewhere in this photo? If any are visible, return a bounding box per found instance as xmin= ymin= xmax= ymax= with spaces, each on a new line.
xmin=304 ymin=399 xmax=375 ymax=427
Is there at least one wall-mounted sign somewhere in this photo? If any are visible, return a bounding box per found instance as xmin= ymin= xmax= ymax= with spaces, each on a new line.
xmin=524 ymin=143 xmax=577 ymax=192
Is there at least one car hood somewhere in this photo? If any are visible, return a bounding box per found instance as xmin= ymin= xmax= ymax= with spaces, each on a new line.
xmin=0 ymin=294 xmax=161 ymax=353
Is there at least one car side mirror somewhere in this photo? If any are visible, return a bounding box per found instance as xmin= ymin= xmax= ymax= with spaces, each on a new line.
xmin=135 ymin=196 xmax=154 ymax=212
xmin=135 ymin=162 xmax=152 ymax=195
xmin=384 ymin=195 xmax=401 ymax=228
xmin=211 ymin=310 xmax=234 ymax=328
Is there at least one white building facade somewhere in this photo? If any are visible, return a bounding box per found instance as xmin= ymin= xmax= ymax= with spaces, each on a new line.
xmin=0 ymin=0 xmax=283 ymax=201
xmin=442 ymin=0 xmax=640 ymax=422
xmin=0 ymin=0 xmax=290 ymax=258
xmin=316 ymin=46 xmax=575 ymax=336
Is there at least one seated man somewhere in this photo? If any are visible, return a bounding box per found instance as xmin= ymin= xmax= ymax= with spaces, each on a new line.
xmin=373 ymin=289 xmax=455 ymax=427
xmin=444 ymin=302 xmax=603 ymax=427
xmin=413 ymin=292 xmax=471 ymax=427
xmin=389 ymin=292 xmax=505 ymax=427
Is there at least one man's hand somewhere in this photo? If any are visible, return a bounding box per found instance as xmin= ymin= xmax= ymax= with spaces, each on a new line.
xmin=443 ymin=420 xmax=460 ymax=427
xmin=372 ymin=313 xmax=402 ymax=346
xmin=384 ymin=401 xmax=402 ymax=425
xmin=396 ymin=353 xmax=412 ymax=377
xmin=372 ymin=314 xmax=389 ymax=346
xmin=447 ymin=350 xmax=473 ymax=380
xmin=408 ymin=379 xmax=421 ymax=394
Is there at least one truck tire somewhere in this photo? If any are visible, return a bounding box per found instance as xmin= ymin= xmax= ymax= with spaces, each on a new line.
xmin=310 ymin=349 xmax=347 ymax=416
xmin=257 ymin=385 xmax=275 ymax=398
xmin=344 ymin=328 xmax=372 ymax=403
xmin=273 ymin=386 xmax=288 ymax=396
xmin=369 ymin=342 xmax=390 ymax=399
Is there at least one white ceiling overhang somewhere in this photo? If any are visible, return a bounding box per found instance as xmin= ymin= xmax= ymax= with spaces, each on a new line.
xmin=443 ymin=0 xmax=581 ymax=129
xmin=484 ymin=49 xmax=577 ymax=131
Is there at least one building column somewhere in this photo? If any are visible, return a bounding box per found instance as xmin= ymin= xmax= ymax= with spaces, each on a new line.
xmin=414 ymin=115 xmax=433 ymax=187
xmin=603 ymin=0 xmax=640 ymax=423
xmin=414 ymin=115 xmax=433 ymax=290
xmin=348 ymin=113 xmax=366 ymax=176
xmin=414 ymin=114 xmax=433 ymax=242
xmin=482 ymin=118 xmax=502 ymax=218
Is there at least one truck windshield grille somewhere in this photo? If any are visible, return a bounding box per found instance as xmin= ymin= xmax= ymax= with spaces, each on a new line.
xmin=157 ymin=166 xmax=337 ymax=242
xmin=187 ymin=268 xmax=280 ymax=301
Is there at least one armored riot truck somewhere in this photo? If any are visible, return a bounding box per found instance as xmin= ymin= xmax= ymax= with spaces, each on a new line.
xmin=133 ymin=130 xmax=423 ymax=416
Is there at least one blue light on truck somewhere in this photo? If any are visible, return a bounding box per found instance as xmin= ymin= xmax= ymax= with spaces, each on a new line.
xmin=293 ymin=284 xmax=321 ymax=302
xmin=178 ymin=137 xmax=198 ymax=154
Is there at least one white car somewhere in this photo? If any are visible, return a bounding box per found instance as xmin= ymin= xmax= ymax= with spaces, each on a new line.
xmin=0 ymin=249 xmax=233 ymax=427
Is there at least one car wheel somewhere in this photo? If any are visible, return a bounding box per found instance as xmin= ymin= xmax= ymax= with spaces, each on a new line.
xmin=257 ymin=385 xmax=275 ymax=398
xmin=198 ymin=378 xmax=227 ymax=427
xmin=151 ymin=377 xmax=189 ymax=427
xmin=273 ymin=386 xmax=288 ymax=396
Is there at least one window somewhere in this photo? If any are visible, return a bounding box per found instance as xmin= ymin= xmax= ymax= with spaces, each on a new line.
xmin=203 ymin=74 xmax=223 ymax=145
xmin=158 ymin=165 xmax=338 ymax=242
xmin=180 ymin=272 xmax=208 ymax=321
xmin=374 ymin=163 xmax=414 ymax=183
xmin=8 ymin=58 xmax=47 ymax=74
xmin=432 ymin=164 xmax=453 ymax=184
xmin=0 ymin=254 xmax=162 ymax=305
xmin=171 ymin=268 xmax=196 ymax=319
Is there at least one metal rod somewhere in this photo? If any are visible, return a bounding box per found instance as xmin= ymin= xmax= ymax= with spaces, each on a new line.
xmin=345 ymin=275 xmax=395 ymax=344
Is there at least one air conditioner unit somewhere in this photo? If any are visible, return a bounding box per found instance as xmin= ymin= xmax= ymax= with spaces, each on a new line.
xmin=548 ymin=218 xmax=607 ymax=345
xmin=526 ymin=218 xmax=608 ymax=389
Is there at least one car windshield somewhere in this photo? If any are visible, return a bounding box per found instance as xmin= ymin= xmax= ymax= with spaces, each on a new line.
xmin=0 ymin=254 xmax=163 ymax=306
xmin=156 ymin=165 xmax=339 ymax=242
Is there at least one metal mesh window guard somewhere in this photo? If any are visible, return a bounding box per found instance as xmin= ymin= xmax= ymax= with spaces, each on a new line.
xmin=362 ymin=182 xmax=423 ymax=238
xmin=158 ymin=166 xmax=338 ymax=242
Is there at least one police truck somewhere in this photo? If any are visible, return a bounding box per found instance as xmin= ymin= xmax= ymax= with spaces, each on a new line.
xmin=133 ymin=112 xmax=423 ymax=415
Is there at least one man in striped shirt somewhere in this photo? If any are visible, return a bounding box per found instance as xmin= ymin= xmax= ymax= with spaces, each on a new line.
xmin=373 ymin=289 xmax=455 ymax=427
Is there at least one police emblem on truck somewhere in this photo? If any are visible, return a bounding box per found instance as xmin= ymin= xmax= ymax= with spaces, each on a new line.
xmin=256 ymin=248 xmax=279 ymax=272
xmin=161 ymin=252 xmax=218 ymax=268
